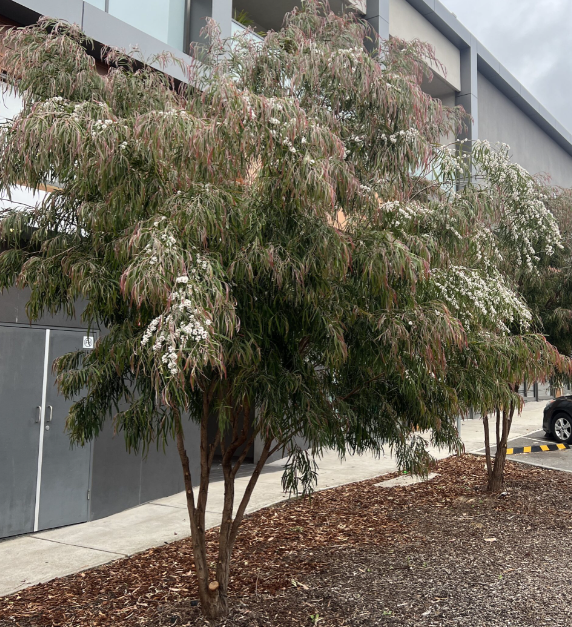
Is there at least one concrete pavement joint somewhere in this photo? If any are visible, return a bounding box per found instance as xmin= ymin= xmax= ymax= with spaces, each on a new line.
xmin=29 ymin=536 xmax=128 ymax=557
xmin=148 ymin=502 xmax=187 ymax=510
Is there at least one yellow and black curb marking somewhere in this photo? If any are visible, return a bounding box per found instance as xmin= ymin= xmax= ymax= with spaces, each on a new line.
xmin=507 ymin=443 xmax=569 ymax=455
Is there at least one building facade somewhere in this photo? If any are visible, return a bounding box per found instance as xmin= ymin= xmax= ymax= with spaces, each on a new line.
xmin=0 ymin=0 xmax=570 ymax=539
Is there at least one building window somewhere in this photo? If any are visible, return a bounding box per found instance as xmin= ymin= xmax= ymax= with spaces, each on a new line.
xmin=0 ymin=86 xmax=48 ymax=212
xmin=85 ymin=0 xmax=186 ymax=51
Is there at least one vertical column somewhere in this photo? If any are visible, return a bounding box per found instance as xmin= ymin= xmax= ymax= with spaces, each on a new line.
xmin=188 ymin=0 xmax=233 ymax=48
xmin=365 ymin=0 xmax=390 ymax=41
xmin=33 ymin=329 xmax=50 ymax=533
xmin=456 ymin=41 xmax=478 ymax=144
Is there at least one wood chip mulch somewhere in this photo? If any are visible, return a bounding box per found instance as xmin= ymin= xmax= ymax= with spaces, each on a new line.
xmin=2 ymin=454 xmax=572 ymax=626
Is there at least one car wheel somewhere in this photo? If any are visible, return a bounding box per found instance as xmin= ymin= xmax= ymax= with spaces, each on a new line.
xmin=551 ymin=414 xmax=572 ymax=443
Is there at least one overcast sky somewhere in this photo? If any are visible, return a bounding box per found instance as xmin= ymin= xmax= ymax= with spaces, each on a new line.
xmin=440 ymin=0 xmax=572 ymax=132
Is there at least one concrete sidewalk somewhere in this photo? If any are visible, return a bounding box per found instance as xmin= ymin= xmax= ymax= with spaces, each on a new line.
xmin=0 ymin=402 xmax=546 ymax=597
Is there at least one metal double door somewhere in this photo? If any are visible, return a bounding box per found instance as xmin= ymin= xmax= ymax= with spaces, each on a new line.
xmin=0 ymin=326 xmax=94 ymax=538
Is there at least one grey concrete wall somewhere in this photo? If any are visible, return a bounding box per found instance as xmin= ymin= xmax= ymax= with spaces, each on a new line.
xmin=189 ymin=0 xmax=232 ymax=45
xmin=478 ymin=72 xmax=572 ymax=187
xmin=389 ymin=0 xmax=460 ymax=90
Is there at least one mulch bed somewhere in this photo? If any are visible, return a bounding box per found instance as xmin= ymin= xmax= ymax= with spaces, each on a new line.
xmin=2 ymin=454 xmax=572 ymax=626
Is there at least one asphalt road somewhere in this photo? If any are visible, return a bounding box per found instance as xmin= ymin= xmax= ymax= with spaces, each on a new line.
xmin=478 ymin=429 xmax=572 ymax=472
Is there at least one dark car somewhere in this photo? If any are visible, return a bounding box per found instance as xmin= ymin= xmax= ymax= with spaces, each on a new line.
xmin=543 ymin=396 xmax=572 ymax=443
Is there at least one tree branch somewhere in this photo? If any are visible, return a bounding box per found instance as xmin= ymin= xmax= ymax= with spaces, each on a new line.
xmin=228 ymin=437 xmax=274 ymax=550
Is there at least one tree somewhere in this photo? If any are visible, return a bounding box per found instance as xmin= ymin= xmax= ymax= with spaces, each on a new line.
xmin=448 ymin=145 xmax=572 ymax=492
xmin=0 ymin=2 xmax=568 ymax=618
xmin=521 ymin=184 xmax=572 ymax=357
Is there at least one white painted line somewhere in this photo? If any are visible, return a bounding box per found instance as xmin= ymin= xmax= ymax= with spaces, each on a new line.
xmin=33 ymin=329 xmax=50 ymax=533
xmin=470 ymin=429 xmax=549 ymax=454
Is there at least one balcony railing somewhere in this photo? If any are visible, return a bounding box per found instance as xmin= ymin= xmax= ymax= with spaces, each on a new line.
xmin=231 ymin=20 xmax=264 ymax=43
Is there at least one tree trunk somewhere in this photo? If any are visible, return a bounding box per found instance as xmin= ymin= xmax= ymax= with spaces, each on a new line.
xmin=482 ymin=413 xmax=493 ymax=481
xmin=174 ymin=409 xmax=222 ymax=618
xmin=174 ymin=396 xmax=279 ymax=621
xmin=487 ymin=389 xmax=517 ymax=492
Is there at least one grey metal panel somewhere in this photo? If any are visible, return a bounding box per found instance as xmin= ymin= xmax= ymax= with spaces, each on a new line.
xmin=456 ymin=45 xmax=477 ymax=143
xmin=476 ymin=48 xmax=572 ymax=147
xmin=0 ymin=286 xmax=88 ymax=329
xmin=139 ymin=417 xmax=201 ymax=503
xmin=81 ymin=3 xmax=192 ymax=83
xmin=0 ymin=326 xmax=45 ymax=538
xmin=497 ymin=64 xmax=523 ymax=97
xmin=476 ymin=44 xmax=500 ymax=74
xmin=537 ymin=381 xmax=552 ymax=401
xmin=403 ymin=0 xmax=572 ymax=158
xmin=37 ymin=329 xmax=92 ymax=531
xmin=90 ymin=412 xmax=201 ymax=520
xmin=0 ymin=0 xmax=39 ymax=25
xmin=404 ymin=0 xmax=470 ymax=49
xmin=139 ymin=441 xmax=184 ymax=504
xmin=255 ymin=434 xmax=306 ymax=465
xmin=458 ymin=40 xmax=476 ymax=98
xmin=406 ymin=0 xmax=434 ymax=13
xmin=365 ymin=0 xmax=389 ymax=40
xmin=89 ymin=415 xmax=141 ymax=520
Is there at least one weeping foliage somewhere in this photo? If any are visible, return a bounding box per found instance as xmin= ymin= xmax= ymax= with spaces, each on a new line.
xmin=519 ymin=185 xmax=572 ymax=357
xmin=0 ymin=1 xmax=569 ymax=502
xmin=3 ymin=3 xmax=572 ymax=618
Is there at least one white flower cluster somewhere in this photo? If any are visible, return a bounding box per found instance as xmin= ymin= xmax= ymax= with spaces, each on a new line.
xmin=471 ymin=227 xmax=502 ymax=269
xmin=472 ymin=141 xmax=562 ymax=270
xmin=267 ymin=114 xmax=312 ymax=157
xmin=436 ymin=146 xmax=465 ymax=182
xmin=327 ymin=46 xmax=365 ymax=73
xmin=69 ymin=101 xmax=109 ymax=121
xmin=91 ymin=118 xmax=116 ymax=137
xmin=36 ymin=96 xmax=72 ymax=115
xmin=240 ymin=93 xmax=257 ymax=123
xmin=381 ymin=200 xmax=431 ymax=228
xmin=348 ymin=134 xmax=366 ymax=145
xmin=305 ymin=42 xmax=325 ymax=57
xmin=143 ymin=220 xmax=177 ymax=266
xmin=380 ymin=128 xmax=419 ymax=145
xmin=432 ymin=265 xmax=532 ymax=333
xmin=141 ymin=276 xmax=212 ymax=377
xmin=153 ymin=109 xmax=192 ymax=121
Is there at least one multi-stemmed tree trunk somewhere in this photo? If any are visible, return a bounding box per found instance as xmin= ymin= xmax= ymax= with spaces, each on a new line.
xmin=483 ymin=384 xmax=518 ymax=492
xmin=174 ymin=392 xmax=281 ymax=619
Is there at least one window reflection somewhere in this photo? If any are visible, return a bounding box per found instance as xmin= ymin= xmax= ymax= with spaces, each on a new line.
xmin=107 ymin=0 xmax=186 ymax=51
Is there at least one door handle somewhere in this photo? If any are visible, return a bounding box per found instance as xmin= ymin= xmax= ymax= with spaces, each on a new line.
xmin=35 ymin=406 xmax=41 ymax=423
xmin=46 ymin=405 xmax=53 ymax=422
